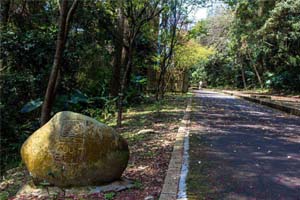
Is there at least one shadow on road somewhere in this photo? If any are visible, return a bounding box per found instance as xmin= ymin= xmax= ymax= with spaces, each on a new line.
xmin=188 ymin=90 xmax=300 ymax=200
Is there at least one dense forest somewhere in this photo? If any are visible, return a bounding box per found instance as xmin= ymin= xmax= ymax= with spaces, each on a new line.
xmin=1 ymin=0 xmax=299 ymax=174
xmin=192 ymin=0 xmax=300 ymax=91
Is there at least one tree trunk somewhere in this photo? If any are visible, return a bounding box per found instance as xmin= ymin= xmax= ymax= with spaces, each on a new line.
xmin=237 ymin=53 xmax=247 ymax=89
xmin=109 ymin=44 xmax=123 ymax=97
xmin=160 ymin=71 xmax=167 ymax=99
xmin=155 ymin=2 xmax=168 ymax=101
xmin=117 ymin=45 xmax=132 ymax=127
xmin=109 ymin=6 xmax=124 ymax=97
xmin=155 ymin=6 xmax=178 ymax=100
xmin=258 ymin=0 xmax=265 ymax=17
xmin=253 ymin=64 xmax=263 ymax=88
xmin=241 ymin=64 xmax=247 ymax=89
xmin=246 ymin=51 xmax=263 ymax=89
xmin=182 ymin=69 xmax=189 ymax=93
xmin=156 ymin=66 xmax=166 ymax=100
xmin=115 ymin=0 xmax=162 ymax=126
xmin=155 ymin=73 xmax=162 ymax=100
xmin=125 ymin=60 xmax=132 ymax=89
xmin=40 ymin=0 xmax=78 ymax=125
xmin=0 ymin=0 xmax=10 ymax=25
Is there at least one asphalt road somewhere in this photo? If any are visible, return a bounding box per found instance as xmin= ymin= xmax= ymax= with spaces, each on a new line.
xmin=190 ymin=90 xmax=300 ymax=200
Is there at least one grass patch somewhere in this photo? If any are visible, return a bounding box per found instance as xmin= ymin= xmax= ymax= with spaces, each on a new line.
xmin=133 ymin=180 xmax=143 ymax=189
xmin=104 ymin=192 xmax=116 ymax=200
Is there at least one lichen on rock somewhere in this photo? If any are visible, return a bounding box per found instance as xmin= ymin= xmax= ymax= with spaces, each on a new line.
xmin=21 ymin=111 xmax=129 ymax=187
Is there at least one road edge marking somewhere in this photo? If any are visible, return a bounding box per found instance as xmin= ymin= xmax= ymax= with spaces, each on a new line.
xmin=159 ymin=97 xmax=192 ymax=200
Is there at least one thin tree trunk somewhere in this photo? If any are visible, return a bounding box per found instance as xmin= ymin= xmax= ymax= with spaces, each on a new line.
xmin=156 ymin=13 xmax=177 ymax=100
xmin=164 ymin=71 xmax=173 ymax=93
xmin=155 ymin=74 xmax=162 ymax=100
xmin=115 ymin=0 xmax=162 ymax=126
xmin=253 ymin=64 xmax=263 ymax=88
xmin=156 ymin=66 xmax=166 ymax=100
xmin=117 ymin=45 xmax=132 ymax=127
xmin=182 ymin=69 xmax=189 ymax=93
xmin=40 ymin=0 xmax=78 ymax=125
xmin=155 ymin=2 xmax=168 ymax=101
xmin=247 ymin=51 xmax=263 ymax=89
xmin=110 ymin=44 xmax=123 ymax=97
xmin=258 ymin=0 xmax=265 ymax=17
xmin=160 ymin=71 xmax=167 ymax=99
xmin=109 ymin=6 xmax=124 ymax=97
xmin=237 ymin=53 xmax=247 ymax=89
xmin=0 ymin=0 xmax=10 ymax=25
xmin=125 ymin=60 xmax=132 ymax=89
xmin=156 ymin=49 xmax=168 ymax=100
xmin=109 ymin=44 xmax=123 ymax=97
xmin=241 ymin=64 xmax=247 ymax=89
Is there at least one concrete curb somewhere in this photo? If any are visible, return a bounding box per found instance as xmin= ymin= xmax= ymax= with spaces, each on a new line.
xmin=221 ymin=90 xmax=300 ymax=117
xmin=159 ymin=97 xmax=192 ymax=200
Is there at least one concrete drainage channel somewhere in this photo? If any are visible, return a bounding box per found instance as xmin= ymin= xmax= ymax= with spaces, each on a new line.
xmin=221 ymin=90 xmax=300 ymax=117
xmin=159 ymin=97 xmax=192 ymax=200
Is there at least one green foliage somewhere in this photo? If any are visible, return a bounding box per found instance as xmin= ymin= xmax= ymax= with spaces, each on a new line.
xmin=257 ymin=0 xmax=300 ymax=90
xmin=133 ymin=180 xmax=143 ymax=189
xmin=174 ymin=39 xmax=214 ymax=85
xmin=204 ymin=52 xmax=238 ymax=88
xmin=0 ymin=0 xmax=114 ymax=172
xmin=104 ymin=192 xmax=115 ymax=200
xmin=190 ymin=0 xmax=300 ymax=91
xmin=125 ymin=82 xmax=147 ymax=106
xmin=191 ymin=61 xmax=207 ymax=85
xmin=1 ymin=0 xmax=173 ymax=173
xmin=188 ymin=20 xmax=207 ymax=40
xmin=175 ymin=39 xmax=214 ymax=70
xmin=2 ymin=0 xmax=298 ymax=177
xmin=0 ymin=191 xmax=9 ymax=200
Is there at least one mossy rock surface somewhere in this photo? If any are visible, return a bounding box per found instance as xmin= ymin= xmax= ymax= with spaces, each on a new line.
xmin=21 ymin=111 xmax=129 ymax=187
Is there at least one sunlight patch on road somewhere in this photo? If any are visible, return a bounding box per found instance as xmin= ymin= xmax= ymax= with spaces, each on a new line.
xmin=198 ymin=92 xmax=236 ymax=99
xmin=273 ymin=175 xmax=300 ymax=189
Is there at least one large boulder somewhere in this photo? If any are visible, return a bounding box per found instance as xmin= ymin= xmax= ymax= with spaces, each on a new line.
xmin=21 ymin=111 xmax=129 ymax=187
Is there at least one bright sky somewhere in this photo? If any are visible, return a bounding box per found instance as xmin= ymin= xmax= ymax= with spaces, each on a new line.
xmin=190 ymin=7 xmax=208 ymax=22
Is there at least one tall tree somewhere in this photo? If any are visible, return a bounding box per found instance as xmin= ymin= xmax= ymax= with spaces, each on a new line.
xmin=40 ymin=0 xmax=78 ymax=125
xmin=117 ymin=0 xmax=163 ymax=127
xmin=109 ymin=3 xmax=124 ymax=97
xmin=155 ymin=0 xmax=199 ymax=100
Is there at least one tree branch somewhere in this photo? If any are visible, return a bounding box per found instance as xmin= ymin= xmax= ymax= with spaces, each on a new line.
xmin=64 ymin=0 xmax=79 ymax=40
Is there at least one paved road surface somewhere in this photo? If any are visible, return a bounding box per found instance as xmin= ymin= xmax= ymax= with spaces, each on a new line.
xmin=190 ymin=90 xmax=300 ymax=200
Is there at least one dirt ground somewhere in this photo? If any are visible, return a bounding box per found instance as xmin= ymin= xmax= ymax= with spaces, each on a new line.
xmin=0 ymin=95 xmax=189 ymax=200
